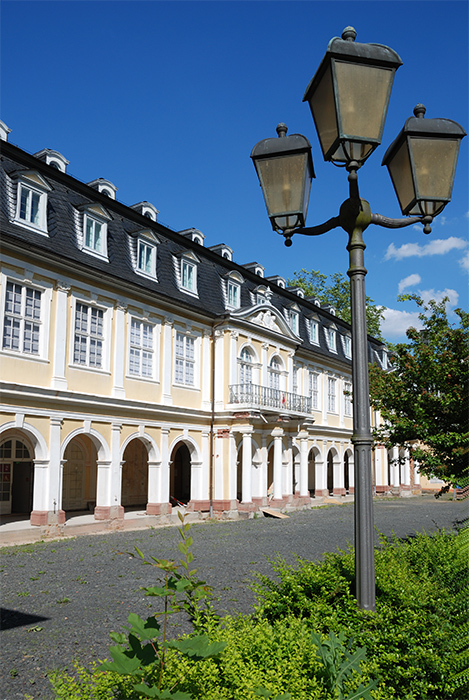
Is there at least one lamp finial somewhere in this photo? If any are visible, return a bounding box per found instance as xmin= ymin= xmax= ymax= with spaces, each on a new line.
xmin=413 ymin=104 xmax=426 ymax=119
xmin=276 ymin=123 xmax=288 ymax=138
xmin=342 ymin=26 xmax=357 ymax=42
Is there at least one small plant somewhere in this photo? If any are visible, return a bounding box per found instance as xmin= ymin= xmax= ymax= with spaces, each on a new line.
xmin=100 ymin=510 xmax=226 ymax=699
xmin=17 ymin=591 xmax=29 ymax=597
xmin=9 ymin=668 xmax=18 ymax=677
xmin=56 ymin=597 xmax=70 ymax=604
xmin=310 ymin=631 xmax=377 ymax=699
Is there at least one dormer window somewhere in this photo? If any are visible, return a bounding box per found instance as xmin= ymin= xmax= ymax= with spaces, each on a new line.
xmin=174 ymin=250 xmax=200 ymax=295
xmin=309 ymin=318 xmax=319 ymax=344
xmin=342 ymin=334 xmax=352 ymax=359
xmin=80 ymin=203 xmax=111 ymax=260
xmin=131 ymin=201 xmax=159 ymax=221
xmin=208 ymin=244 xmax=233 ymax=260
xmin=325 ymin=325 xmax=337 ymax=352
xmin=14 ymin=172 xmax=51 ymax=234
xmin=224 ymin=271 xmax=243 ymax=310
xmin=243 ymin=262 xmax=264 ymax=277
xmin=179 ymin=228 xmax=205 ymax=246
xmin=132 ymin=230 xmax=160 ymax=280
xmin=87 ymin=178 xmax=117 ymax=200
xmin=34 ymin=149 xmax=69 ymax=173
xmin=182 ymin=260 xmax=195 ymax=291
xmin=287 ymin=305 xmax=300 ymax=334
xmin=267 ymin=276 xmax=286 ymax=289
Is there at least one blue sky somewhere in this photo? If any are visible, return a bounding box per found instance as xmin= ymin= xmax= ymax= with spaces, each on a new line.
xmin=1 ymin=0 xmax=467 ymax=342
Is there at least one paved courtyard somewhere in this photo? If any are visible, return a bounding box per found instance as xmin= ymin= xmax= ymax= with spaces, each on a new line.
xmin=0 ymin=495 xmax=466 ymax=699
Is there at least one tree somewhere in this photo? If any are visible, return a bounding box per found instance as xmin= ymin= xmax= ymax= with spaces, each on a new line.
xmin=369 ymin=294 xmax=469 ymax=486
xmin=288 ymin=269 xmax=384 ymax=340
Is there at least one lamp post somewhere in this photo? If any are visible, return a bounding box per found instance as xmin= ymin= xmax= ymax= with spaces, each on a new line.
xmin=251 ymin=27 xmax=465 ymax=612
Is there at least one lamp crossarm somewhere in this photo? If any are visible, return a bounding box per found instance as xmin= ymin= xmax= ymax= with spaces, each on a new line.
xmin=371 ymin=212 xmax=433 ymax=234
xmin=282 ymin=215 xmax=341 ymax=244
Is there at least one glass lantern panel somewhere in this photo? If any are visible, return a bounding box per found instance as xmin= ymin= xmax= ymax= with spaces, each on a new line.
xmin=410 ymin=137 xmax=459 ymax=200
xmin=257 ymin=152 xmax=309 ymax=219
xmin=334 ymin=61 xmax=394 ymax=141
xmin=386 ymin=140 xmax=415 ymax=213
xmin=308 ymin=64 xmax=339 ymax=158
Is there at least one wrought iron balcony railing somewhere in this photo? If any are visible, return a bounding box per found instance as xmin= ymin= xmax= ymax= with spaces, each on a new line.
xmin=229 ymin=383 xmax=312 ymax=414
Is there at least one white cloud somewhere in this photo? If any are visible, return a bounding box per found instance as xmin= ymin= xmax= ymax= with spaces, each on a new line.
xmin=398 ymin=273 xmax=421 ymax=294
xmin=385 ymin=236 xmax=468 ymax=261
xmin=460 ymin=250 xmax=469 ymax=272
xmin=418 ymin=288 xmax=459 ymax=307
xmin=381 ymin=307 xmax=423 ymax=339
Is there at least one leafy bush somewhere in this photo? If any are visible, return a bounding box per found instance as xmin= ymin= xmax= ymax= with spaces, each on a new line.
xmin=49 ymin=523 xmax=467 ymax=700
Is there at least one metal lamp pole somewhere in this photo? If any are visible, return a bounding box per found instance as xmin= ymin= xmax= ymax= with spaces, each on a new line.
xmin=251 ymin=29 xmax=465 ymax=611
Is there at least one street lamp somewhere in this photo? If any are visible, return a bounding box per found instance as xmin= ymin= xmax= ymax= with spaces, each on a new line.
xmin=251 ymin=28 xmax=465 ymax=612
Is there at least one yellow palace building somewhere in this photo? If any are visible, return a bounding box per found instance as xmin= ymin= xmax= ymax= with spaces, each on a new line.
xmin=0 ymin=122 xmax=420 ymax=528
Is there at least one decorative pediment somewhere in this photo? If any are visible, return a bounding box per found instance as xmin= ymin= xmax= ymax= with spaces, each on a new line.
xmin=78 ymin=201 xmax=112 ymax=221
xmin=16 ymin=170 xmax=52 ymax=191
xmin=175 ymin=249 xmax=201 ymax=263
xmin=224 ymin=269 xmax=244 ymax=284
xmin=230 ymin=303 xmax=301 ymax=341
xmin=132 ymin=229 xmax=161 ymax=244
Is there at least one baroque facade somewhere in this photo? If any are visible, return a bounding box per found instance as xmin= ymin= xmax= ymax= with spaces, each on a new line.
xmin=0 ymin=123 xmax=420 ymax=527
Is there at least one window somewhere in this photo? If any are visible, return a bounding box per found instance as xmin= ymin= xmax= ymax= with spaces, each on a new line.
xmin=344 ymin=381 xmax=352 ymax=416
xmin=84 ymin=214 xmax=106 ymax=255
xmin=2 ymin=282 xmax=42 ymax=355
xmin=343 ymin=335 xmax=352 ymax=358
xmin=73 ymin=302 xmax=104 ymax=368
xmin=326 ymin=327 xmax=337 ymax=352
xmin=290 ymin=311 xmax=299 ymax=335
xmin=129 ymin=319 xmax=154 ymax=378
xmin=309 ymin=320 xmax=319 ymax=344
xmin=269 ymin=356 xmax=281 ymax=390
xmin=292 ymin=365 xmax=299 ymax=394
xmin=227 ymin=281 xmax=240 ymax=309
xmin=309 ymin=371 xmax=319 ymax=409
xmin=175 ymin=332 xmax=195 ymax=385
xmin=16 ymin=178 xmax=49 ymax=233
xmin=137 ymin=239 xmax=157 ymax=277
xmin=181 ymin=260 xmax=196 ymax=292
xmin=239 ymin=347 xmax=253 ymax=385
xmin=327 ymin=377 xmax=337 ymax=412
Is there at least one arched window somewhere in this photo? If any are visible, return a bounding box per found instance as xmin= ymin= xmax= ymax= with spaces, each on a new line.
xmin=269 ymin=356 xmax=282 ymax=390
xmin=239 ymin=347 xmax=253 ymax=385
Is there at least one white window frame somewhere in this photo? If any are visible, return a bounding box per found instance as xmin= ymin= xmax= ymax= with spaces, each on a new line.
xmin=327 ymin=376 xmax=337 ymax=413
xmin=290 ymin=310 xmax=299 ymax=335
xmin=2 ymin=281 xmax=41 ymax=356
xmin=128 ymin=318 xmax=155 ymax=379
xmin=70 ymin=298 xmax=111 ymax=372
xmin=268 ymin=355 xmax=282 ymax=390
xmin=227 ymin=280 xmax=240 ymax=309
xmin=326 ymin=326 xmax=337 ymax=353
xmin=309 ymin=371 xmax=319 ymax=410
xmin=137 ymin=238 xmax=157 ymax=279
xmin=181 ymin=259 xmax=197 ymax=294
xmin=83 ymin=213 xmax=108 ymax=259
xmin=309 ymin=319 xmax=319 ymax=345
xmin=0 ymin=274 xmax=51 ymax=361
xmin=174 ymin=331 xmax=196 ymax=387
xmin=15 ymin=176 xmax=50 ymax=234
xmin=344 ymin=381 xmax=352 ymax=416
xmin=342 ymin=334 xmax=352 ymax=359
xmin=239 ymin=347 xmax=253 ymax=385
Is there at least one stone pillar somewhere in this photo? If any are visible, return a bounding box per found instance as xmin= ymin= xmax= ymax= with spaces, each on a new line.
xmin=51 ymin=282 xmax=70 ymax=390
xmin=31 ymin=417 xmax=64 ymax=525
xmin=271 ymin=427 xmax=284 ymax=504
xmin=314 ymin=442 xmax=328 ymax=497
xmin=299 ymin=433 xmax=309 ymax=497
xmin=162 ymin=317 xmax=173 ymax=405
xmin=333 ymin=445 xmax=346 ymax=496
xmin=112 ymin=302 xmax=127 ymax=399
xmin=240 ymin=428 xmax=253 ymax=504
xmin=401 ymin=449 xmax=412 ymax=495
xmin=146 ymin=459 xmax=164 ymax=514
xmin=391 ymin=446 xmax=400 ymax=488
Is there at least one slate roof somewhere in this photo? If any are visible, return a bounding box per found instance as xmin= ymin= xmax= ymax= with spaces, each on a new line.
xmin=0 ymin=140 xmax=385 ymax=367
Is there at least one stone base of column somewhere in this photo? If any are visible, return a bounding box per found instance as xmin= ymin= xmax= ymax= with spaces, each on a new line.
xmin=252 ymin=496 xmax=268 ymax=508
xmin=375 ymin=485 xmax=390 ymax=494
xmin=269 ymin=497 xmax=288 ymax=508
xmin=238 ymin=500 xmax=257 ymax=512
xmin=400 ymin=485 xmax=413 ymax=497
xmin=348 ymin=486 xmax=355 ymax=494
xmin=146 ymin=502 xmax=171 ymax=515
xmin=187 ymin=500 xmax=210 ymax=512
xmin=333 ymin=488 xmax=346 ymax=496
xmin=94 ymin=505 xmax=124 ymax=520
xmin=293 ymin=493 xmax=312 ymax=506
xmin=211 ymin=499 xmax=237 ymax=512
xmin=313 ymin=488 xmax=330 ymax=497
xmin=30 ymin=510 xmax=66 ymax=526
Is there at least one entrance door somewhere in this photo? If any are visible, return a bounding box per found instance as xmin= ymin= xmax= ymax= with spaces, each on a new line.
xmin=11 ymin=461 xmax=34 ymax=513
xmin=0 ymin=438 xmax=34 ymax=515
xmin=171 ymin=444 xmax=191 ymax=504
xmin=63 ymin=442 xmax=85 ymax=511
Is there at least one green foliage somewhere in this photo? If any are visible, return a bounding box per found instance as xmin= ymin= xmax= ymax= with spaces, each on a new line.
xmin=369 ymin=294 xmax=469 ymax=484
xmin=254 ymin=527 xmax=468 ymax=699
xmin=287 ymin=269 xmax=384 ymax=339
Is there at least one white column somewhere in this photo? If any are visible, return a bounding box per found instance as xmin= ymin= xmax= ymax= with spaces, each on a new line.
xmin=201 ymin=331 xmax=211 ymax=410
xmin=95 ymin=460 xmax=111 ymax=517
xmin=402 ymin=449 xmax=411 ymax=490
xmin=160 ymin=428 xmax=170 ymax=504
xmin=284 ymin=438 xmax=293 ymax=496
xmin=241 ymin=428 xmax=253 ymax=503
xmin=213 ymin=434 xmax=224 ymax=501
xmin=391 ymin=446 xmax=400 ymax=487
xmin=147 ymin=459 xmax=162 ymax=504
xmin=272 ymin=427 xmax=283 ymax=501
xmin=299 ymin=433 xmax=309 ymax=497
xmin=47 ymin=417 xmax=63 ymax=519
xmin=162 ymin=317 xmax=173 ymax=405
xmin=108 ymin=423 xmax=123 ymax=518
xmin=229 ymin=432 xmax=237 ymax=502
xmin=112 ymin=302 xmax=126 ymax=398
xmin=214 ymin=330 xmax=225 ymax=410
xmin=315 ymin=441 xmax=327 ymax=496
xmin=230 ymin=331 xmax=238 ymax=386
xmin=414 ymin=460 xmax=420 ymax=487
xmin=201 ymin=429 xmax=210 ymax=502
xmin=333 ymin=444 xmax=345 ymax=495
xmin=261 ymin=343 xmax=268 ymax=387
xmin=51 ymin=282 xmax=70 ymax=390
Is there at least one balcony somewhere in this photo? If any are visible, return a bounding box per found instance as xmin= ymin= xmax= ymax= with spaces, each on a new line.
xmin=229 ymin=383 xmax=312 ymax=415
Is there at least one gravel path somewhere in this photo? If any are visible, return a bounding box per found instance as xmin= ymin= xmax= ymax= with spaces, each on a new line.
xmin=1 ymin=496 xmax=466 ymax=699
